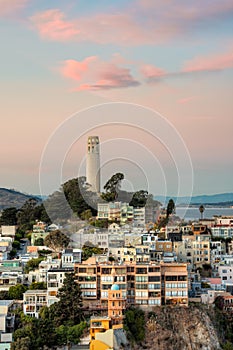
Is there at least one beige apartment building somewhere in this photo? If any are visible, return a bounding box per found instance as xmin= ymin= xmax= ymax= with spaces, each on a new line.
xmin=74 ymin=258 xmax=188 ymax=308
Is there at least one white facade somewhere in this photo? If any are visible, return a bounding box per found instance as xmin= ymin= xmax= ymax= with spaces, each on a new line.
xmin=47 ymin=268 xmax=73 ymax=305
xmin=1 ymin=226 xmax=16 ymax=237
xmin=23 ymin=290 xmax=47 ymax=318
xmin=86 ymin=136 xmax=100 ymax=193
xmin=218 ymin=265 xmax=233 ymax=285
xmin=133 ymin=207 xmax=145 ymax=227
xmin=211 ymin=226 xmax=233 ymax=238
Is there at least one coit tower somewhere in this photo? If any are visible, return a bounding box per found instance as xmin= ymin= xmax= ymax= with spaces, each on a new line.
xmin=86 ymin=136 xmax=100 ymax=193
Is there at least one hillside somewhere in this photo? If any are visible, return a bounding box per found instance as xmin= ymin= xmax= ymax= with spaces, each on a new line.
xmin=0 ymin=188 xmax=40 ymax=210
xmin=134 ymin=305 xmax=222 ymax=350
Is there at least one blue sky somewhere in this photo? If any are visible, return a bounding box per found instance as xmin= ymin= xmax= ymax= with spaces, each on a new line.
xmin=1 ymin=0 xmax=233 ymax=197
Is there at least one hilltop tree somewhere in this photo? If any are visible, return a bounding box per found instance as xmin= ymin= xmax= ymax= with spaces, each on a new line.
xmin=44 ymin=230 xmax=70 ymax=253
xmin=101 ymin=173 xmax=124 ymax=201
xmin=129 ymin=190 xmax=148 ymax=208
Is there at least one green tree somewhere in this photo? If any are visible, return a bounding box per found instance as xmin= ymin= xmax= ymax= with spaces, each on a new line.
xmin=63 ymin=177 xmax=97 ymax=217
xmin=12 ymin=240 xmax=20 ymax=250
xmin=55 ymin=322 xmax=87 ymax=347
xmin=124 ymin=307 xmax=145 ymax=343
xmin=9 ymin=249 xmax=17 ymax=258
xmin=24 ymin=257 xmax=45 ymax=274
xmin=53 ymin=272 xmax=83 ymax=327
xmin=0 ymin=290 xmax=9 ymax=300
xmin=44 ymin=230 xmax=70 ymax=253
xmin=29 ymin=282 xmax=46 ymax=290
xmin=199 ymin=204 xmax=205 ymax=219
xmin=34 ymin=237 xmax=44 ymax=246
xmin=32 ymin=203 xmax=51 ymax=224
xmin=82 ymin=244 xmax=103 ymax=260
xmin=8 ymin=284 xmax=28 ymax=300
xmin=80 ymin=209 xmax=92 ymax=221
xmin=166 ymin=198 xmax=175 ymax=218
xmin=0 ymin=207 xmax=18 ymax=225
xmin=101 ymin=173 xmax=124 ymax=201
xmin=11 ymin=336 xmax=31 ymax=350
xmin=129 ymin=190 xmax=148 ymax=208
xmin=17 ymin=198 xmax=39 ymax=231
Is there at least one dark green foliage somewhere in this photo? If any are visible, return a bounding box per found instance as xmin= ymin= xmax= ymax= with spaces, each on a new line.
xmin=29 ymin=282 xmax=46 ymax=290
xmin=16 ymin=198 xmax=39 ymax=231
xmin=32 ymin=204 xmax=51 ymax=224
xmin=55 ymin=322 xmax=87 ymax=346
xmin=52 ymin=272 xmax=83 ymax=327
xmin=11 ymin=336 xmax=31 ymax=350
xmin=62 ymin=177 xmax=97 ymax=217
xmin=124 ymin=307 xmax=146 ymax=343
xmin=24 ymin=257 xmax=45 ymax=274
xmin=82 ymin=245 xmax=103 ymax=260
xmin=166 ymin=198 xmax=175 ymax=218
xmin=223 ymin=342 xmax=233 ymax=350
xmin=12 ymin=240 xmax=20 ymax=249
xmin=9 ymin=249 xmax=17 ymax=258
xmin=89 ymin=219 xmax=108 ymax=228
xmin=0 ymin=290 xmax=10 ymax=300
xmin=34 ymin=237 xmax=44 ymax=246
xmin=101 ymin=172 xmax=124 ymax=201
xmin=129 ymin=190 xmax=148 ymax=208
xmin=44 ymin=230 xmax=70 ymax=252
xmin=80 ymin=209 xmax=92 ymax=221
xmin=11 ymin=274 xmax=86 ymax=350
xmin=0 ymin=207 xmax=18 ymax=225
xmin=8 ymin=284 xmax=28 ymax=300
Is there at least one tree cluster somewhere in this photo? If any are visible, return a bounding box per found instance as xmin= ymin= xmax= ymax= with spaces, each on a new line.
xmin=11 ymin=273 xmax=86 ymax=350
xmin=124 ymin=307 xmax=146 ymax=343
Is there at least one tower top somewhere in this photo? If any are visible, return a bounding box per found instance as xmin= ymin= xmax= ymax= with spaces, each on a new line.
xmin=88 ymin=136 xmax=99 ymax=144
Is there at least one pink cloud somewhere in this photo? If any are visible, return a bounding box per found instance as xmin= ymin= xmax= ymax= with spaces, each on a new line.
xmin=0 ymin=0 xmax=28 ymax=16
xmin=141 ymin=64 xmax=167 ymax=80
xmin=30 ymin=9 xmax=80 ymax=41
xmin=59 ymin=56 xmax=140 ymax=90
xmin=177 ymin=96 xmax=197 ymax=104
xmin=183 ymin=51 xmax=233 ymax=73
xmin=30 ymin=1 xmax=233 ymax=46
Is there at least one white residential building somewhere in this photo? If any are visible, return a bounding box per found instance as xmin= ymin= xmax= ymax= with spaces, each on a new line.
xmin=23 ymin=290 xmax=47 ymax=318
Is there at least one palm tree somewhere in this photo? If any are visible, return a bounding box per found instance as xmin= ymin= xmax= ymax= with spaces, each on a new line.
xmin=199 ymin=205 xmax=205 ymax=220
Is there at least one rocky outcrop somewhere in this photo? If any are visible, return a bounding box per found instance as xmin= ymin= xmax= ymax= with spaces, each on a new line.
xmin=133 ymin=305 xmax=221 ymax=350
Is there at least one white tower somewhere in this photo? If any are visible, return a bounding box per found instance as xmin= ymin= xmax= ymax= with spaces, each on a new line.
xmin=86 ymin=136 xmax=100 ymax=193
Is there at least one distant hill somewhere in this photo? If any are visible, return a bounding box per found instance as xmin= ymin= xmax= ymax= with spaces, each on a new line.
xmin=0 ymin=188 xmax=41 ymax=210
xmin=155 ymin=193 xmax=233 ymax=206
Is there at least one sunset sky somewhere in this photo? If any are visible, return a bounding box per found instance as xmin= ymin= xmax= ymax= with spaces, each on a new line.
xmin=1 ymin=0 xmax=233 ymax=197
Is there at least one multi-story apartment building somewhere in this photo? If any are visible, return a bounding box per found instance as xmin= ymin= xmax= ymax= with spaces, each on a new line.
xmin=47 ymin=267 xmax=74 ymax=305
xmin=97 ymin=202 xmax=134 ymax=224
xmin=23 ymin=290 xmax=47 ymax=318
xmin=74 ymin=258 xmax=188 ymax=309
xmin=160 ymin=262 xmax=188 ymax=306
xmin=211 ymin=226 xmax=233 ymax=239
xmin=174 ymin=235 xmax=210 ymax=270
xmin=133 ymin=207 xmax=145 ymax=227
